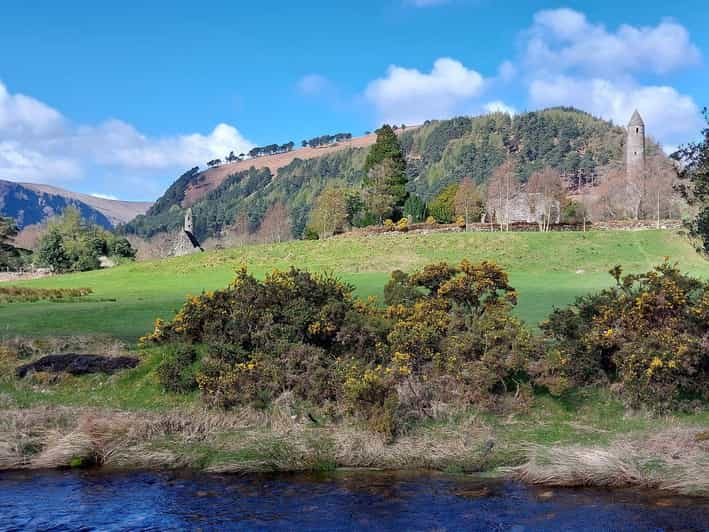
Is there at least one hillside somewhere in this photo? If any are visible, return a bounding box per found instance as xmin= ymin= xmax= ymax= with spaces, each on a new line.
xmin=0 ymin=179 xmax=151 ymax=229
xmin=181 ymin=131 xmax=386 ymax=206
xmin=2 ymin=229 xmax=706 ymax=341
xmin=126 ymin=108 xmax=637 ymax=242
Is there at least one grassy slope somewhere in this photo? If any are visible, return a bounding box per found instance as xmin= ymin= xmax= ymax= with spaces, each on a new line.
xmin=2 ymin=229 xmax=708 ymax=341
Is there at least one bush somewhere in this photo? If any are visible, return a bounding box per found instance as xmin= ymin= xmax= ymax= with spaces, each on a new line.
xmin=428 ymin=184 xmax=457 ymax=224
xmin=396 ymin=218 xmax=409 ymax=232
xmin=403 ymin=195 xmax=427 ymax=222
xmin=538 ymin=262 xmax=709 ymax=410
xmin=303 ymin=227 xmax=320 ymax=240
xmin=383 ymin=270 xmax=422 ymax=306
xmin=155 ymin=344 xmax=199 ymax=393
xmin=145 ymin=267 xmax=387 ymax=410
xmin=111 ymin=237 xmax=137 ymax=258
xmin=425 ymin=215 xmax=437 ymax=225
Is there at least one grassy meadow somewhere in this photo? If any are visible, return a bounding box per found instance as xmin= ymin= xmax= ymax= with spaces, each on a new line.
xmin=1 ymin=229 xmax=707 ymax=341
xmin=1 ymin=229 xmax=708 ymax=491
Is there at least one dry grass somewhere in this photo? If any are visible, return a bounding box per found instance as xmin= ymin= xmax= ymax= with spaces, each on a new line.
xmin=1 ymin=401 xmax=706 ymax=497
xmin=512 ymin=427 xmax=709 ymax=496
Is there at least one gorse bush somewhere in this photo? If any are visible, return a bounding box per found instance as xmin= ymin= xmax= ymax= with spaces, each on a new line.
xmin=143 ymin=260 xmax=538 ymax=435
xmin=538 ymin=262 xmax=709 ymax=410
xmin=155 ymin=343 xmax=199 ymax=393
xmin=143 ymin=266 xmax=387 ymax=409
xmin=142 ymin=259 xmax=708 ymax=434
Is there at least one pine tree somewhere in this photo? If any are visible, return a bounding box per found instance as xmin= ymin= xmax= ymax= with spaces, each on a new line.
xmin=364 ymin=125 xmax=408 ymax=211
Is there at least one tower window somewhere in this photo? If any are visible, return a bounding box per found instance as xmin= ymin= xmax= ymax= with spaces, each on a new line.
xmin=635 ymin=127 xmax=639 ymax=133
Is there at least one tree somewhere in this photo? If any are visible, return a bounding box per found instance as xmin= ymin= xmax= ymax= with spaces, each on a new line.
xmin=362 ymin=160 xmax=398 ymax=224
xmin=309 ymin=185 xmax=349 ymax=238
xmin=0 ymin=217 xmax=18 ymax=247
xmin=643 ymin=155 xmax=680 ymax=227
xmin=403 ymin=195 xmax=427 ymax=223
xmin=256 ymin=201 xmax=292 ymax=244
xmin=37 ymin=228 xmax=71 ymax=272
xmin=428 ymin=184 xmax=458 ymax=224
xmin=454 ymin=177 xmax=483 ymax=228
xmin=486 ymin=159 xmax=520 ymax=231
xmin=673 ymin=109 xmax=709 ymax=252
xmin=0 ymin=216 xmax=22 ymax=270
xmin=364 ymin=125 xmax=408 ymax=211
xmin=527 ymin=167 xmax=564 ymax=231
xmin=111 ymin=237 xmax=137 ymax=258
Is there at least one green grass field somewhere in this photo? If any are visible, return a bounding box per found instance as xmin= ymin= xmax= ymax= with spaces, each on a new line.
xmin=1 ymin=229 xmax=707 ymax=341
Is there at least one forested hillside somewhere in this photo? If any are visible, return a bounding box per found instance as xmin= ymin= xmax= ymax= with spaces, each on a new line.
xmin=125 ymin=108 xmax=635 ymax=241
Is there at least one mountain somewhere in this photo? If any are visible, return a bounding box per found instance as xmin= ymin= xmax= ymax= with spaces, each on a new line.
xmin=125 ymin=108 xmax=639 ymax=242
xmin=0 ymin=179 xmax=152 ymax=229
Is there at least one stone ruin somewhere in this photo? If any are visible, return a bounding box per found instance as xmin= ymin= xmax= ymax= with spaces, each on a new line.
xmin=173 ymin=208 xmax=203 ymax=256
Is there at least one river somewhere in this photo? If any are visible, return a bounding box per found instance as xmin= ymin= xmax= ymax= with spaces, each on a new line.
xmin=0 ymin=470 xmax=707 ymax=531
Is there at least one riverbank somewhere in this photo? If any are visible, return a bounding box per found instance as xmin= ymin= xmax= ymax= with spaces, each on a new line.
xmin=1 ymin=399 xmax=707 ymax=497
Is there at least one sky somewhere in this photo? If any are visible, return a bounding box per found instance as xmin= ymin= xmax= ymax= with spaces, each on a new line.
xmin=0 ymin=0 xmax=707 ymax=201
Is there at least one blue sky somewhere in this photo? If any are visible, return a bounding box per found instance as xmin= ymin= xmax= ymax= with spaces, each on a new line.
xmin=0 ymin=0 xmax=707 ymax=201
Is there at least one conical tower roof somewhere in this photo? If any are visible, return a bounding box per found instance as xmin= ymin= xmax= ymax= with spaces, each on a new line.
xmin=628 ymin=109 xmax=644 ymax=127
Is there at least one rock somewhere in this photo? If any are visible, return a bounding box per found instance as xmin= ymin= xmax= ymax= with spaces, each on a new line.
xmin=15 ymin=353 xmax=139 ymax=378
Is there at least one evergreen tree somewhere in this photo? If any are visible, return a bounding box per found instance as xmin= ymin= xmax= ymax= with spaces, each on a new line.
xmin=37 ymin=229 xmax=71 ymax=272
xmin=364 ymin=125 xmax=408 ymax=210
xmin=403 ymin=195 xmax=427 ymax=223
xmin=0 ymin=216 xmax=22 ymax=270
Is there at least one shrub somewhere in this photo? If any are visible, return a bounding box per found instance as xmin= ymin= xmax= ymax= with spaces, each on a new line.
xmin=403 ymin=195 xmax=427 ymax=222
xmin=425 ymin=216 xmax=437 ymax=225
xmin=396 ymin=218 xmax=409 ymax=232
xmin=385 ymin=259 xmax=534 ymax=403
xmin=303 ymin=227 xmax=320 ymax=240
xmin=428 ymin=184 xmax=458 ymax=224
xmin=455 ymin=215 xmax=466 ymax=228
xmin=539 ymin=262 xmax=709 ymax=410
xmin=155 ymin=344 xmax=199 ymax=393
xmin=383 ymin=270 xmax=422 ymax=306
xmin=145 ymin=267 xmax=386 ymax=410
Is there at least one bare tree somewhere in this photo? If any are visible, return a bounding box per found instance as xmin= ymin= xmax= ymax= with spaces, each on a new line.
xmin=527 ymin=166 xmax=565 ymax=231
xmin=486 ymin=160 xmax=519 ymax=231
xmin=257 ymin=201 xmax=292 ymax=244
xmin=643 ymin=154 xmax=681 ymax=226
xmin=363 ymin=160 xmax=396 ymax=224
xmin=454 ymin=177 xmax=482 ymax=230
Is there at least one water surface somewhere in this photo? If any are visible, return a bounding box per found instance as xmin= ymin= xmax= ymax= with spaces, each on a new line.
xmin=0 ymin=470 xmax=707 ymax=531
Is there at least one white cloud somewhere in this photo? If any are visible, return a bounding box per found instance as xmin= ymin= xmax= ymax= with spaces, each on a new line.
xmin=0 ymin=140 xmax=81 ymax=182
xmin=484 ymin=101 xmax=516 ymax=116
xmin=529 ymin=76 xmax=701 ymax=144
xmin=365 ymin=58 xmax=485 ymax=124
xmin=517 ymin=9 xmax=703 ymax=146
xmin=297 ymin=74 xmax=332 ymax=96
xmin=0 ymin=83 xmax=64 ymax=137
xmin=526 ymin=8 xmax=701 ymax=77
xmin=0 ymin=81 xmax=254 ymax=190
xmin=90 ymin=192 xmax=118 ymax=200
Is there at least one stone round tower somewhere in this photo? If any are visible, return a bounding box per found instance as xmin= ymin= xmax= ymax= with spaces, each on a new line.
xmin=626 ymin=110 xmax=645 ymax=178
